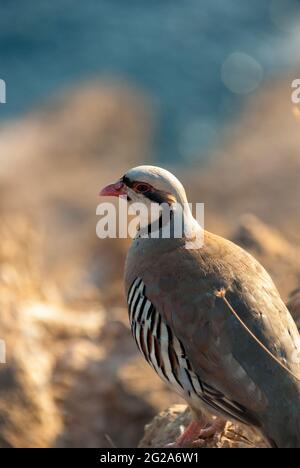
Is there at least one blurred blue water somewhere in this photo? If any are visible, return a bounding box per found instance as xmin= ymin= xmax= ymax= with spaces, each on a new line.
xmin=0 ymin=0 xmax=299 ymax=162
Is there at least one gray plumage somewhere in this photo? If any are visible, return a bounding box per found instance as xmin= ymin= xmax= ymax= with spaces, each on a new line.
xmin=125 ymin=229 xmax=300 ymax=448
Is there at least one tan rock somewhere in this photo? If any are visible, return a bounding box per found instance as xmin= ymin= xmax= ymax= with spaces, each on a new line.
xmin=232 ymin=214 xmax=300 ymax=300
xmin=139 ymin=405 xmax=268 ymax=449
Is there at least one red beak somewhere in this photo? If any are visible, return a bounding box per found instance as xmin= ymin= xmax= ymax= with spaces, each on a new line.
xmin=99 ymin=180 xmax=126 ymax=197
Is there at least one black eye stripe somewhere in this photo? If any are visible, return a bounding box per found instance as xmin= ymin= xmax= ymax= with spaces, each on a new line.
xmin=123 ymin=176 xmax=151 ymax=192
xmin=122 ymin=176 xmax=172 ymax=205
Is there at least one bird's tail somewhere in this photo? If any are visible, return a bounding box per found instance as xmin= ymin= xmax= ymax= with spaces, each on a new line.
xmin=262 ymin=381 xmax=300 ymax=448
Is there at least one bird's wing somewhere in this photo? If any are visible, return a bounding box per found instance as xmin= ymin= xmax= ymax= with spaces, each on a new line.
xmin=127 ymin=275 xmax=263 ymax=426
xmin=125 ymin=232 xmax=300 ymax=426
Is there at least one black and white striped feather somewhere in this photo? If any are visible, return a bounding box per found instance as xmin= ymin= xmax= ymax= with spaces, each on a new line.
xmin=127 ymin=277 xmax=259 ymax=427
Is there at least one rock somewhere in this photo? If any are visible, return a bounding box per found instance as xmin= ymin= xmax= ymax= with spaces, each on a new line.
xmin=0 ymin=216 xmax=62 ymax=447
xmin=52 ymin=308 xmax=179 ymax=448
xmin=0 ymin=83 xmax=176 ymax=448
xmin=139 ymin=405 xmax=267 ymax=449
xmin=0 ymin=81 xmax=153 ymax=300
xmin=232 ymin=214 xmax=300 ymax=300
xmin=232 ymin=214 xmax=295 ymax=258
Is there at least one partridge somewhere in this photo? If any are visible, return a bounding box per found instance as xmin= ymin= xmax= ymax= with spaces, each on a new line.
xmin=100 ymin=165 xmax=300 ymax=448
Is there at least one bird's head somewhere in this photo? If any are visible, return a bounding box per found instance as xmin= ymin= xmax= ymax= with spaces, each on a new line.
xmin=99 ymin=165 xmax=202 ymax=247
xmin=99 ymin=165 xmax=188 ymax=207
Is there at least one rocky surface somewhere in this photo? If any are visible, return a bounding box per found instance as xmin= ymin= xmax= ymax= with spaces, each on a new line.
xmin=0 ymin=212 xmax=179 ymax=448
xmin=139 ymin=405 xmax=267 ymax=449
xmin=232 ymin=214 xmax=300 ymax=300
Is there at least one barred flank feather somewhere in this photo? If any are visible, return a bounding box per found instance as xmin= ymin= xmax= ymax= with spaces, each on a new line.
xmin=128 ymin=277 xmax=258 ymax=427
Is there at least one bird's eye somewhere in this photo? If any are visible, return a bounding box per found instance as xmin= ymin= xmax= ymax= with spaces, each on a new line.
xmin=134 ymin=183 xmax=150 ymax=193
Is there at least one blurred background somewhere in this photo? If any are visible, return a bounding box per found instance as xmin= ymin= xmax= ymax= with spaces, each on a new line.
xmin=0 ymin=0 xmax=300 ymax=448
